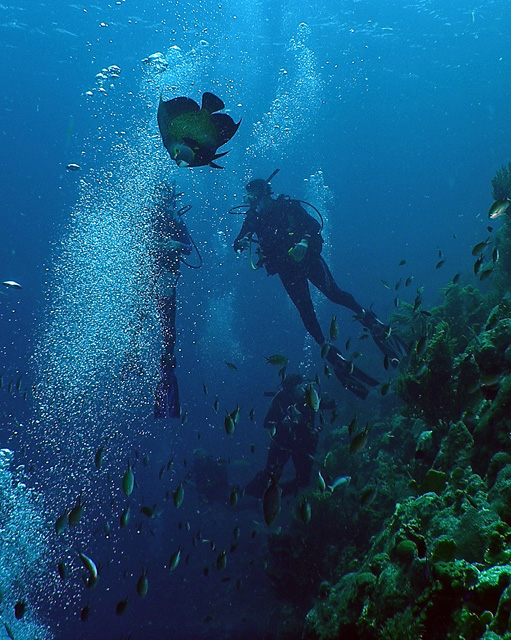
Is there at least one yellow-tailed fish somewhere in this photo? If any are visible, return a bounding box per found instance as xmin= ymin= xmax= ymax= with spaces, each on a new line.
xmin=488 ymin=199 xmax=510 ymax=219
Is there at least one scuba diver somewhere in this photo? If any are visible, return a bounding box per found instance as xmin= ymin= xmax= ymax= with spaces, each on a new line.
xmin=187 ymin=450 xmax=230 ymax=505
xmin=151 ymin=183 xmax=193 ymax=419
xmin=245 ymin=373 xmax=320 ymax=498
xmin=232 ymin=171 xmax=407 ymax=399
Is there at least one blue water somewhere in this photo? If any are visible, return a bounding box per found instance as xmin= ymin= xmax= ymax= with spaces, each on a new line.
xmin=1 ymin=0 xmax=510 ymax=638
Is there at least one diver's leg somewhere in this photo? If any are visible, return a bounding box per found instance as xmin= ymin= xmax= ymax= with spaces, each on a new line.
xmin=290 ymin=428 xmax=318 ymax=491
xmin=245 ymin=430 xmax=291 ymax=498
xmin=307 ymin=257 xmax=363 ymax=314
xmin=278 ymin=269 xmax=325 ymax=344
xmin=157 ymin=291 xmax=177 ymax=358
xmin=154 ymin=289 xmax=181 ymax=418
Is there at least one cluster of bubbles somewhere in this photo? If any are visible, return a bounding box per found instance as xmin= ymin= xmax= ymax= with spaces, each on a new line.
xmin=84 ymin=64 xmax=121 ymax=98
xmin=0 ymin=450 xmax=53 ymax=640
xmin=31 ymin=37 xmax=215 ymax=487
xmin=141 ymin=51 xmax=170 ymax=74
xmin=249 ymin=22 xmax=323 ymax=159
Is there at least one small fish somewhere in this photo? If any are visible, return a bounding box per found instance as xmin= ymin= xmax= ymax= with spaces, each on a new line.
xmin=394 ymin=278 xmax=402 ymax=290
xmin=2 ymin=280 xmax=22 ymax=289
xmin=202 ymin=382 xmax=208 ymax=395
xmin=213 ymin=396 xmax=219 ymax=413
xmin=479 ymin=267 xmax=493 ymax=281
xmin=299 ymin=497 xmax=311 ymax=524
xmin=94 ymin=443 xmax=105 ymax=470
xmin=181 ymin=411 xmax=188 ymax=426
xmin=225 ymin=361 xmax=238 ymax=371
xmin=248 ymin=408 xmax=255 ymax=421
xmin=3 ymin=622 xmax=14 ymax=640
xmin=263 ymin=474 xmax=281 ymax=527
xmin=169 ymin=548 xmax=181 ymax=570
xmin=383 ymin=355 xmax=389 ymax=370
xmin=120 ymin=507 xmax=130 ymax=528
xmin=14 ymin=600 xmax=26 ymax=620
xmin=323 ymin=363 xmax=332 ymax=378
xmin=405 ymin=276 xmax=413 ymax=287
xmin=473 ymin=256 xmax=484 ymax=275
xmin=327 ymin=475 xmax=351 ymax=492
xmin=487 ymin=225 xmax=494 ymax=233
xmin=224 ymin=414 xmax=235 ymax=436
xmin=347 ymin=415 xmax=357 ymax=437
xmin=317 ymin=471 xmax=327 ymax=493
xmin=173 ymin=483 xmax=184 ymax=508
xmin=329 ymin=317 xmax=339 ymax=341
xmin=57 ymin=562 xmax=68 ymax=581
xmin=320 ymin=342 xmax=331 ymax=359
xmin=488 ymin=199 xmax=510 ymax=219
xmin=349 ymin=424 xmax=370 ymax=454
xmin=79 ymin=552 xmax=98 ymax=580
xmin=471 ymin=238 xmax=490 ymax=256
xmin=136 ymin=569 xmax=149 ymax=598
xmin=216 ymin=550 xmax=227 ymax=571
xmin=140 ymin=505 xmax=156 ymax=519
xmin=55 ymin=511 xmax=68 ymax=535
xmin=492 ymin=247 xmax=499 ymax=263
xmin=115 ymin=598 xmax=128 ymax=615
xmin=80 ymin=604 xmax=91 ymax=622
xmin=381 ymin=280 xmax=391 ymax=289
xmin=305 ymin=384 xmax=320 ymax=412
xmin=229 ymin=487 xmax=239 ymax=506
xmin=452 ymin=272 xmax=461 ymax=284
xmin=416 ymin=335 xmax=427 ymax=355
xmin=380 ymin=381 xmax=391 ymax=396
xmin=398 ymin=259 xmax=407 ymax=266
xmin=68 ymin=493 xmax=85 ymax=526
xmin=435 ymin=259 xmax=445 ymax=269
xmin=264 ymin=355 xmax=289 ymax=367
xmin=122 ymin=461 xmax=135 ymax=497
xmin=66 ymin=163 xmax=81 ymax=171
xmin=344 ymin=336 xmax=351 ymax=351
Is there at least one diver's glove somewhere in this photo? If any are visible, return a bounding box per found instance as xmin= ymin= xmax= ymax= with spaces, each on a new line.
xmin=325 ymin=345 xmax=379 ymax=400
xmin=233 ymin=235 xmax=251 ymax=253
xmin=360 ymin=309 xmax=408 ymax=366
xmin=288 ymin=239 xmax=308 ymax=263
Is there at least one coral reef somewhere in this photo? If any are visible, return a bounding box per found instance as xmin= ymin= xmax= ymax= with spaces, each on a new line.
xmin=492 ymin=163 xmax=511 ymax=202
xmin=266 ymin=168 xmax=511 ymax=640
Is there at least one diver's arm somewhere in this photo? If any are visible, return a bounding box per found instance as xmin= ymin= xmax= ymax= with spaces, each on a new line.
xmin=233 ymin=215 xmax=256 ymax=253
xmin=263 ymin=393 xmax=285 ymax=429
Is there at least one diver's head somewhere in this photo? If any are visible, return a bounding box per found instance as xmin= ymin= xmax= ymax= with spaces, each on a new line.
xmin=244 ymin=178 xmax=272 ymax=207
xmin=154 ymin=181 xmax=178 ymax=211
xmin=281 ymin=373 xmax=304 ymax=392
xmin=172 ymin=143 xmax=195 ymax=167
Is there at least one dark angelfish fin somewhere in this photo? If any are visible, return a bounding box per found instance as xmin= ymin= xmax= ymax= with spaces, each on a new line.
xmin=211 ymin=113 xmax=241 ymax=147
xmin=201 ymin=92 xmax=225 ymax=113
xmin=208 ymin=150 xmax=231 ymax=169
xmin=158 ymin=96 xmax=200 ymax=131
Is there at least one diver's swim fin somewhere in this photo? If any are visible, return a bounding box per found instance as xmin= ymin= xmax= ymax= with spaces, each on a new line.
xmin=154 ymin=370 xmax=181 ymax=419
xmin=326 ymin=346 xmax=378 ymax=400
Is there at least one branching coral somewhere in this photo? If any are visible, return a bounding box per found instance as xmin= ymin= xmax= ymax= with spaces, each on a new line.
xmin=491 ymin=162 xmax=511 ymax=201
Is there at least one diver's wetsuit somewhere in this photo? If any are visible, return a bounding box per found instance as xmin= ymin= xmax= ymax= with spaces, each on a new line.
xmin=246 ymin=382 xmax=319 ymax=498
xmin=233 ymin=195 xmax=364 ymax=345
xmin=153 ymin=205 xmax=192 ymax=419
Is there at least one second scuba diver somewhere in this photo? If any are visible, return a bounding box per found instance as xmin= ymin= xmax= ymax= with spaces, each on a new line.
xmin=152 ymin=183 xmax=192 ymax=418
xmin=232 ymin=172 xmax=407 ymax=399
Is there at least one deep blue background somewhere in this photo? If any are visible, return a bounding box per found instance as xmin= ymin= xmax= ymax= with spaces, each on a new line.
xmin=1 ymin=0 xmax=510 ymax=638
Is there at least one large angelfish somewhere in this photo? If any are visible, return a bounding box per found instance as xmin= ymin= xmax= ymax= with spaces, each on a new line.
xmin=157 ymin=91 xmax=241 ymax=169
